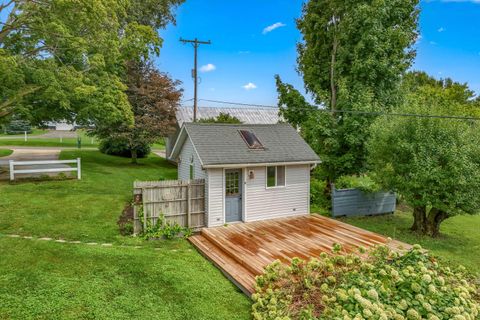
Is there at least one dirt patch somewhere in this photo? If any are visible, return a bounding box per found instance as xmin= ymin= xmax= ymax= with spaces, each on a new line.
xmin=118 ymin=203 xmax=134 ymax=235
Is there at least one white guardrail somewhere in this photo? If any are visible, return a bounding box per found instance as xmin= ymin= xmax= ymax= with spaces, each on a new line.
xmin=8 ymin=158 xmax=81 ymax=181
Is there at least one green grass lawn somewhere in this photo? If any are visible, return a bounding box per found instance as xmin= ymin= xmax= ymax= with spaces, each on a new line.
xmin=0 ymin=130 xmax=99 ymax=148
xmin=342 ymin=209 xmax=480 ymax=274
xmin=0 ymin=238 xmax=250 ymax=320
xmin=0 ymin=151 xmax=176 ymax=242
xmin=0 ymin=149 xmax=13 ymax=157
xmin=0 ymin=150 xmax=251 ymax=319
xmin=0 ymin=132 xmax=166 ymax=150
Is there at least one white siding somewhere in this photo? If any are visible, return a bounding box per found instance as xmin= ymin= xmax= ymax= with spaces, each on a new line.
xmin=245 ymin=164 xmax=310 ymax=222
xmin=206 ymin=168 xmax=224 ymax=227
xmin=177 ymin=136 xmax=205 ymax=181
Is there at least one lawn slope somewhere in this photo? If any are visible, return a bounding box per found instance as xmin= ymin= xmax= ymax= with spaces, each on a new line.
xmin=343 ymin=210 xmax=480 ymax=274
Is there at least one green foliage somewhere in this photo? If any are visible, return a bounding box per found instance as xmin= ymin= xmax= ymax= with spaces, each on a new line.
xmin=198 ymin=112 xmax=243 ymax=124
xmin=297 ymin=0 xmax=419 ymax=109
xmin=335 ymin=175 xmax=381 ymax=193
xmin=275 ymin=75 xmax=314 ymax=129
xmin=252 ymin=245 xmax=480 ymax=319
xmin=94 ymin=60 xmax=181 ymax=163
xmin=310 ymin=178 xmax=331 ymax=212
xmin=0 ymin=0 xmax=184 ymax=127
xmin=367 ymin=86 xmax=480 ymax=236
xmin=99 ymin=138 xmax=151 ymax=159
xmin=6 ymin=119 xmax=31 ymax=134
xmin=277 ymin=0 xmax=419 ymax=180
xmin=141 ymin=214 xmax=192 ymax=240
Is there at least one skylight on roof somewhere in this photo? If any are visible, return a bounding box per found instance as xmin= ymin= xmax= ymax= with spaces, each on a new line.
xmin=239 ymin=130 xmax=264 ymax=149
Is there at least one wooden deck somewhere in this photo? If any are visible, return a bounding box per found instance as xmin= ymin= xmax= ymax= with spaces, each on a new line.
xmin=189 ymin=215 xmax=410 ymax=295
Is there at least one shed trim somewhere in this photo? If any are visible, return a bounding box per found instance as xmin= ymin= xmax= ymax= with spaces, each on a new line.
xmin=203 ymin=161 xmax=320 ymax=169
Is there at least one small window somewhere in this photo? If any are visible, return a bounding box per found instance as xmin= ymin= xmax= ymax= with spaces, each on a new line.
xmin=189 ymin=157 xmax=194 ymax=180
xmin=266 ymin=166 xmax=286 ymax=188
xmin=239 ymin=130 xmax=263 ymax=149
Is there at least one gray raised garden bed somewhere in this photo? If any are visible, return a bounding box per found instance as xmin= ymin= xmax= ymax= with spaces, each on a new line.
xmin=331 ymin=185 xmax=396 ymax=217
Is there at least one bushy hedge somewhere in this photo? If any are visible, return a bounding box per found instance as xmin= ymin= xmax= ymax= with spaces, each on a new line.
xmin=99 ymin=138 xmax=150 ymax=158
xmin=335 ymin=175 xmax=381 ymax=193
xmin=252 ymin=245 xmax=479 ymax=320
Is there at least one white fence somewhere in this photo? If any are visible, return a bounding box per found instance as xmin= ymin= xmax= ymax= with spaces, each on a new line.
xmin=9 ymin=158 xmax=81 ymax=181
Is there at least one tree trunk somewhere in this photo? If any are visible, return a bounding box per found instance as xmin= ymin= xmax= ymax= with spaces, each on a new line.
xmin=425 ymin=207 xmax=448 ymax=237
xmin=131 ymin=149 xmax=138 ymax=164
xmin=411 ymin=205 xmax=427 ymax=233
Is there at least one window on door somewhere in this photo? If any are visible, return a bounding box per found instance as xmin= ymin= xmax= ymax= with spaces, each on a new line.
xmin=266 ymin=166 xmax=286 ymax=188
xmin=225 ymin=171 xmax=240 ymax=196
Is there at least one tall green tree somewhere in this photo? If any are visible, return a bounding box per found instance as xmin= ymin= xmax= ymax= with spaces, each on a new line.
xmin=0 ymin=0 xmax=183 ymax=126
xmin=367 ymin=86 xmax=480 ymax=237
xmin=95 ymin=61 xmax=182 ymax=163
xmin=277 ymin=0 xmax=419 ymax=181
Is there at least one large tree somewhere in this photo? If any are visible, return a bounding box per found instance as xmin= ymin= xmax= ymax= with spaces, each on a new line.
xmin=95 ymin=61 xmax=182 ymax=163
xmin=0 ymin=0 xmax=183 ymax=126
xmin=367 ymin=85 xmax=480 ymax=237
xmin=277 ymin=0 xmax=419 ymax=181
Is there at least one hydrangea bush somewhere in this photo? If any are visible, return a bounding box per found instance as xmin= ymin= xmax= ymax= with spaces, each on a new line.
xmin=252 ymin=245 xmax=479 ymax=320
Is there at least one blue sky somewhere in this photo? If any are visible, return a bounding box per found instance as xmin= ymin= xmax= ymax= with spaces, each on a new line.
xmin=157 ymin=0 xmax=480 ymax=106
xmin=1 ymin=1 xmax=479 ymax=106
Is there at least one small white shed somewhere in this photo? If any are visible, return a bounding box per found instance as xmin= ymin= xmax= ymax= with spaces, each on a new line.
xmin=170 ymin=123 xmax=321 ymax=227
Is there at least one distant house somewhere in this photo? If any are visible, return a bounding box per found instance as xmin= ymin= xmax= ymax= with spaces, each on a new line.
xmin=165 ymin=106 xmax=281 ymax=161
xmin=170 ymin=123 xmax=320 ymax=227
xmin=45 ymin=121 xmax=76 ymax=131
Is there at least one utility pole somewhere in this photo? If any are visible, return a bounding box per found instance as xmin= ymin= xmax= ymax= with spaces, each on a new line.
xmin=180 ymin=38 xmax=211 ymax=122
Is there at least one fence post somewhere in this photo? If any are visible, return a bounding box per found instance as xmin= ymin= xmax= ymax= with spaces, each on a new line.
xmin=187 ymin=182 xmax=191 ymax=228
xmin=9 ymin=160 xmax=14 ymax=181
xmin=77 ymin=158 xmax=81 ymax=180
xmin=24 ymin=131 xmax=27 ymax=142
xmin=142 ymin=188 xmax=147 ymax=231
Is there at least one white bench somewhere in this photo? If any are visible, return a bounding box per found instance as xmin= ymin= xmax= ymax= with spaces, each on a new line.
xmin=9 ymin=158 xmax=81 ymax=181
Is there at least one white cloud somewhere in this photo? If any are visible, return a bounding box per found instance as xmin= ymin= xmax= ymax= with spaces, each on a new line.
xmin=262 ymin=22 xmax=286 ymax=34
xmin=238 ymin=51 xmax=250 ymax=54
xmin=437 ymin=27 xmax=445 ymax=32
xmin=200 ymin=63 xmax=216 ymax=73
xmin=242 ymin=82 xmax=257 ymax=90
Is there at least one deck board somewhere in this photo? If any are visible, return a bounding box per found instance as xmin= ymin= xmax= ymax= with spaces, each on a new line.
xmin=189 ymin=215 xmax=411 ymax=296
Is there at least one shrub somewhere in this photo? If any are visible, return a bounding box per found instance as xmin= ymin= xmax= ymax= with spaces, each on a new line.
xmin=141 ymin=214 xmax=192 ymax=240
xmin=198 ymin=112 xmax=242 ymax=124
xmin=99 ymin=138 xmax=150 ymax=158
xmin=252 ymin=245 xmax=479 ymax=320
xmin=6 ymin=119 xmax=32 ymax=134
xmin=310 ymin=178 xmax=331 ymax=213
xmin=335 ymin=174 xmax=381 ymax=193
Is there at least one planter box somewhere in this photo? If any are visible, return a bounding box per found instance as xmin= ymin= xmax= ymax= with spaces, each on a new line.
xmin=331 ymin=185 xmax=396 ymax=217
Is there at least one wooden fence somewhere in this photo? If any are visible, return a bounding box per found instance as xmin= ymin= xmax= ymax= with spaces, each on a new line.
xmin=133 ymin=179 xmax=205 ymax=234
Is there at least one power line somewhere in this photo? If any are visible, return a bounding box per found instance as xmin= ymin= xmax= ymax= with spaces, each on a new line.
xmin=198 ymin=99 xmax=278 ymax=109
xmin=193 ymin=98 xmax=480 ymax=121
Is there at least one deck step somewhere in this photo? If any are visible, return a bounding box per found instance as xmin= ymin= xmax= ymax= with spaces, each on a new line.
xmin=189 ymin=234 xmax=256 ymax=296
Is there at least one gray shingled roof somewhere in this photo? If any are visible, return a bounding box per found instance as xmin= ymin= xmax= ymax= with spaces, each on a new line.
xmin=181 ymin=123 xmax=320 ymax=166
xmin=176 ymin=106 xmax=281 ymax=126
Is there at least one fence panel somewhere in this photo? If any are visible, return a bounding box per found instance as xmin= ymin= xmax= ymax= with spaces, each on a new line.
xmin=9 ymin=158 xmax=81 ymax=181
xmin=331 ymin=185 xmax=396 ymax=217
xmin=133 ymin=179 xmax=205 ymax=234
